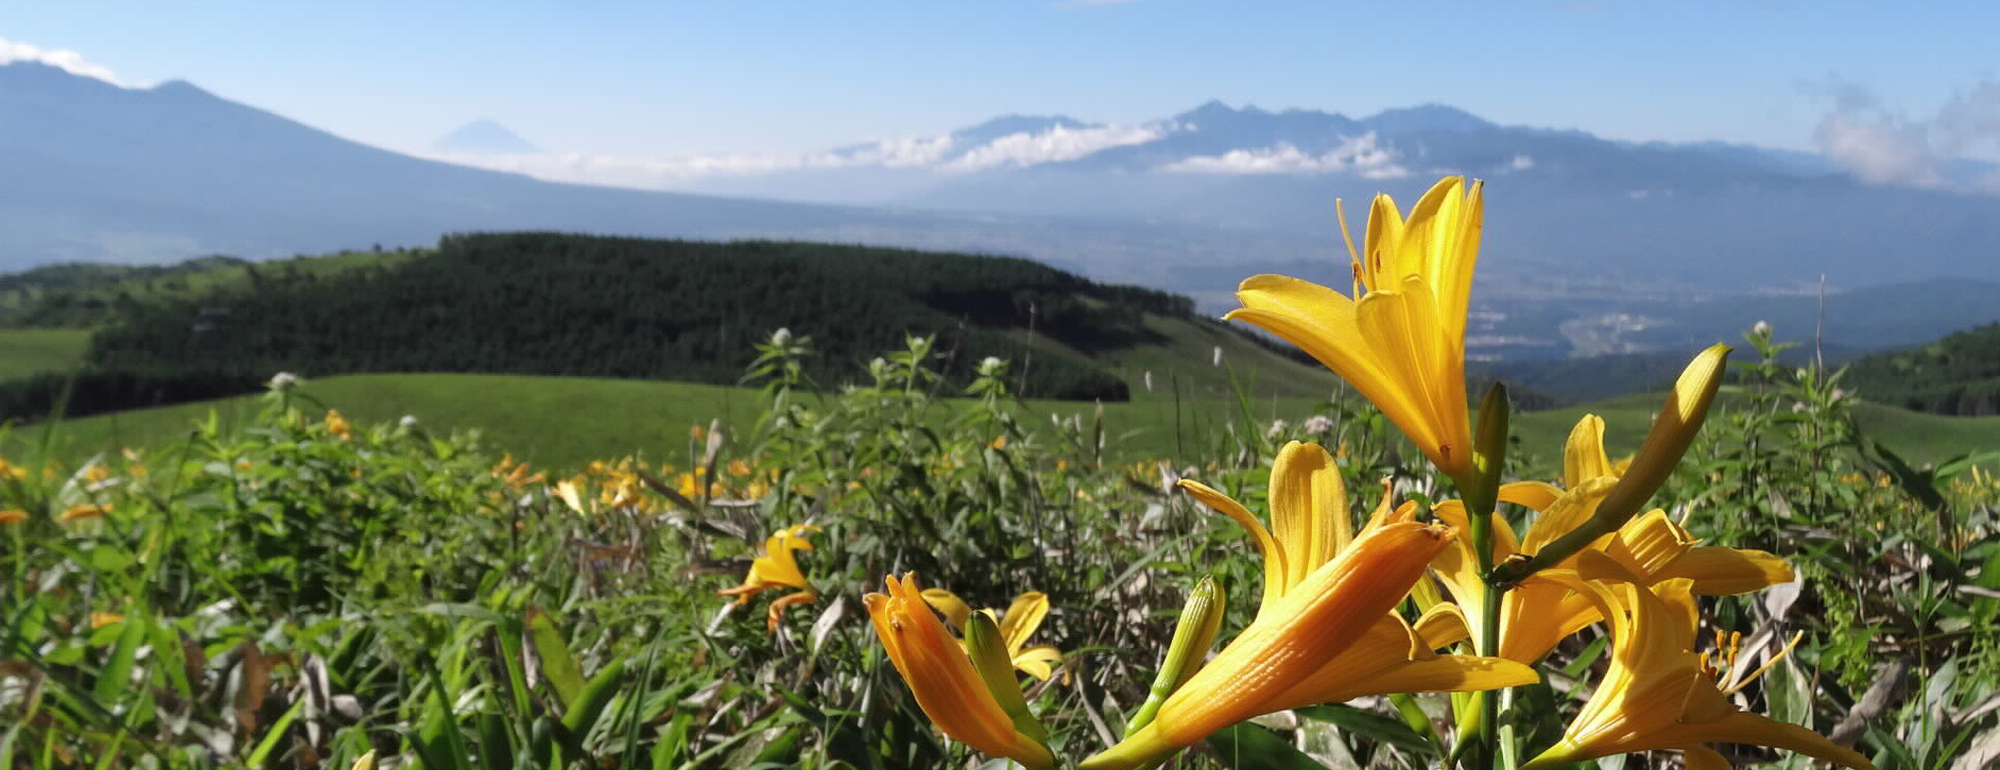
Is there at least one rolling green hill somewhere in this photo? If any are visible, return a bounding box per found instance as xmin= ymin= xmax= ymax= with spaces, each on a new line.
xmin=0 ymin=250 xmax=410 ymax=327
xmin=1842 ymin=323 xmax=2000 ymax=416
xmin=76 ymin=234 xmax=1240 ymax=402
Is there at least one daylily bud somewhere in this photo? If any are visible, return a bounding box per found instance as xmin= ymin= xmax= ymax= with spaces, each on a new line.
xmin=1593 ymin=344 xmax=1729 ymax=535
xmin=1465 ymin=382 xmax=1511 ymax=562
xmin=965 ymin=612 xmax=1049 ymax=743
xmin=1125 ymin=576 xmax=1226 ymax=734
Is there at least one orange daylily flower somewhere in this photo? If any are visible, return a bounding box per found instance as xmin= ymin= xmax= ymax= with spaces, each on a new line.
xmin=868 ymin=573 xmax=1055 ymax=770
xmin=716 ymin=524 xmax=820 ymax=632
xmin=1080 ymin=441 xmax=1535 ymax=769
xmin=1426 ymin=409 xmax=1792 ymax=663
xmin=1522 ymin=553 xmax=1874 ymax=770
xmin=58 ymin=503 xmax=111 ymax=523
xmin=920 ymin=589 xmax=1065 ymax=682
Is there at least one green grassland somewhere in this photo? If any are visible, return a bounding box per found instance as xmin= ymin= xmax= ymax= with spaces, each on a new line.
xmin=0 ymin=328 xmax=92 ymax=374
xmin=27 ymin=370 xmax=1993 ymax=474
xmin=30 ymin=372 xmax=1328 ymax=470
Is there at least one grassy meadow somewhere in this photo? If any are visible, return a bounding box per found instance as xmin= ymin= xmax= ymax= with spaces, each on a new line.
xmin=4 ymin=237 xmax=1999 ymax=770
xmin=29 ymin=366 xmax=1996 ymax=477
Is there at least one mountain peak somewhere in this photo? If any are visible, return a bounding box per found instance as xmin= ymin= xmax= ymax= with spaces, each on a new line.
xmin=951 ymin=114 xmax=1094 ymax=145
xmin=433 ymin=119 xmax=540 ymax=154
xmin=1360 ymin=103 xmax=1494 ymax=133
xmin=1178 ymin=99 xmax=1240 ymax=121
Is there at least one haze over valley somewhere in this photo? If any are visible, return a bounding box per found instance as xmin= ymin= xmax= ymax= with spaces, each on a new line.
xmin=4 ymin=56 xmax=1997 ymax=364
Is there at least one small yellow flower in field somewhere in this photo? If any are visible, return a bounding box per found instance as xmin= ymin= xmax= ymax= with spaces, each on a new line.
xmin=59 ymin=504 xmax=110 ymax=522
xmin=689 ymin=425 xmax=706 ymax=441
xmin=1225 ymin=176 xmax=1484 ymax=480
xmin=347 ymin=752 xmax=377 ymax=770
xmin=728 ymin=458 xmax=753 ymax=477
xmin=1083 ymin=441 xmax=1534 ymax=769
xmin=867 ymin=574 xmax=1056 ymax=770
xmin=323 ymin=410 xmax=353 ymax=440
xmin=920 ymin=589 xmax=1066 ymax=681
xmin=1521 ymin=553 xmax=1874 ymax=770
xmin=1427 ymin=412 xmax=1790 ymax=662
xmin=555 ymin=480 xmax=588 ymax=514
xmin=989 ymin=435 xmax=1007 ymax=450
xmin=83 ymin=465 xmax=110 ymax=483
xmin=0 ymin=458 xmax=25 ymax=481
xmin=717 ymin=524 xmax=821 ymax=633
xmin=0 ymin=510 xmax=27 ymax=524
xmin=89 ymin=612 xmax=124 ymax=629
xmin=1054 ymin=459 xmax=1068 ymax=472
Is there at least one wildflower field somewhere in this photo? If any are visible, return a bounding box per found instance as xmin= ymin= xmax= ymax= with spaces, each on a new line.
xmin=4 ymin=177 xmax=1998 ymax=770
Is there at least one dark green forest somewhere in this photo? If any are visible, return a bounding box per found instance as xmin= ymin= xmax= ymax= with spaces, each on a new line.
xmin=58 ymin=234 xmax=1202 ymax=412
xmin=1845 ymin=322 xmax=2000 ymax=415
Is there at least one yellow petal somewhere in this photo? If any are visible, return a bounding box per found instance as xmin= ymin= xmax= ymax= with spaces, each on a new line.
xmin=1657 ymin=547 xmax=1796 ymax=596
xmin=1179 ymin=479 xmax=1286 ymax=613
xmin=1269 ymin=442 xmax=1349 ymax=592
xmin=1012 ymin=644 xmax=1064 ymax=682
xmin=1563 ymin=414 xmax=1615 ymax=488
xmin=1414 ymin=602 xmax=1471 ymax=651
xmin=921 ymin=589 xmax=973 ymax=631
xmin=1146 ymin=521 xmax=1452 ymax=747
xmin=1518 ymin=476 xmax=1618 ymax=556
xmin=999 ymin=591 xmax=1050 ymax=656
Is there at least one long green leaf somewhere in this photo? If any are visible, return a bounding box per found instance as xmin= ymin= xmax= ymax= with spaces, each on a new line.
xmin=1205 ymin=721 xmax=1336 ymax=769
xmin=526 ymin=607 xmax=584 ymax=709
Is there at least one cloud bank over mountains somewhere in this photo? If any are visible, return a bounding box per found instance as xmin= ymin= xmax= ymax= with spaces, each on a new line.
xmin=1809 ymin=78 xmax=2000 ymax=191
xmin=426 ymin=119 xmax=1171 ymax=187
xmin=425 ymin=106 xmax=1473 ymax=190
xmin=0 ymin=37 xmax=127 ymax=86
xmin=431 ymin=96 xmax=2000 ymax=200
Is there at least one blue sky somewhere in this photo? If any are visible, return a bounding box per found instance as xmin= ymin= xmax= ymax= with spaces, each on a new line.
xmin=5 ymin=0 xmax=1996 ymax=159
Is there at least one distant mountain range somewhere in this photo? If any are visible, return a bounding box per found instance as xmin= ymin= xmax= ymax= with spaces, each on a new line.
xmin=4 ymin=60 xmax=1998 ymax=363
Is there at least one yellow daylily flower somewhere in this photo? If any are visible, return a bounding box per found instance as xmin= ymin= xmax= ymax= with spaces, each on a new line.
xmin=1081 ymin=441 xmax=1535 ymax=770
xmin=58 ymin=503 xmax=111 ymax=523
xmin=1426 ymin=413 xmax=1792 ymax=663
xmin=716 ymin=524 xmax=820 ymax=633
xmin=324 ymin=409 xmax=353 ymax=440
xmin=867 ymin=573 xmax=1055 ymax=770
xmin=1522 ymin=553 xmax=1874 ymax=770
xmin=920 ymin=588 xmax=1066 ymax=682
xmin=1224 ymin=176 xmax=1484 ymax=480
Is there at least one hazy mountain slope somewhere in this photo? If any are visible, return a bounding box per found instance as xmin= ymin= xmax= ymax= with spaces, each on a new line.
xmin=0 ymin=63 xmax=938 ymax=268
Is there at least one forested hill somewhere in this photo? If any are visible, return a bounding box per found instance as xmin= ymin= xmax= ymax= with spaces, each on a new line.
xmin=82 ymin=234 xmax=1202 ymax=401
xmin=1844 ymin=323 xmax=2000 ymax=416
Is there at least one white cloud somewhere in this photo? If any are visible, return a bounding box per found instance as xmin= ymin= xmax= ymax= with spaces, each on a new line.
xmin=1158 ymin=133 xmax=1408 ymax=177
xmin=428 ymin=122 xmax=1166 ymax=188
xmin=1507 ymin=154 xmax=1535 ymax=171
xmin=1805 ymin=78 xmax=2000 ymax=190
xmin=0 ymin=38 xmax=125 ymax=85
xmin=944 ymin=125 xmax=1163 ymax=170
xmin=818 ymin=135 xmax=957 ymax=167
xmin=1812 ymin=112 xmax=1942 ymax=187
